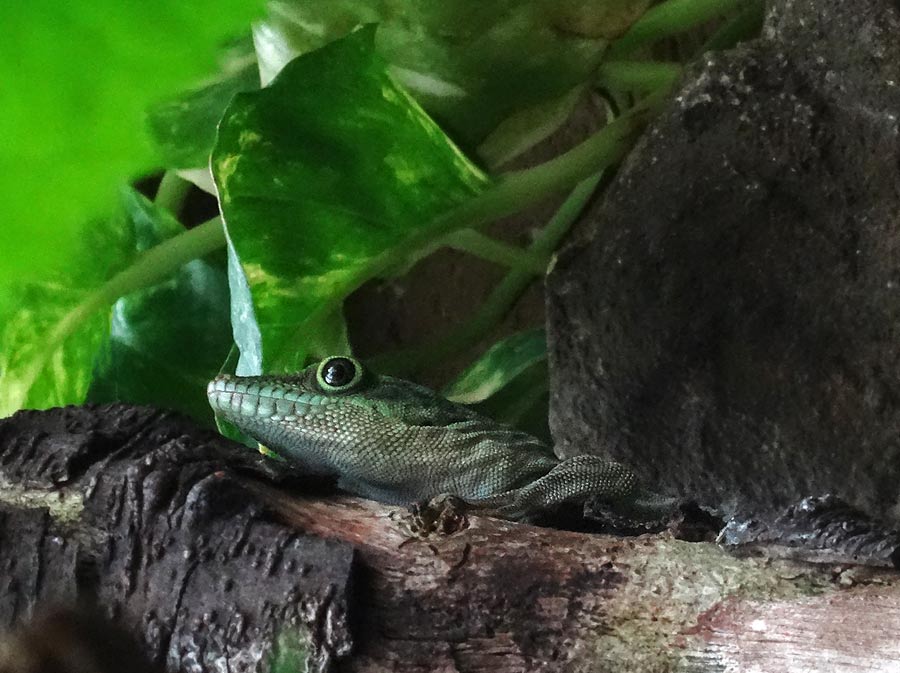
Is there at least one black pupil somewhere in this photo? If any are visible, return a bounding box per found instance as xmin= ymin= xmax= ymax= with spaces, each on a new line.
xmin=323 ymin=358 xmax=355 ymax=387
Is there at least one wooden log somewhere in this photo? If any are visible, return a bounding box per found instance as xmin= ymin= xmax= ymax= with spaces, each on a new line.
xmin=0 ymin=405 xmax=354 ymax=673
xmin=1 ymin=404 xmax=898 ymax=672
xmin=250 ymin=486 xmax=900 ymax=673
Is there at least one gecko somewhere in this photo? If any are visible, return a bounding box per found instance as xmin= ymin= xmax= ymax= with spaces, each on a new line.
xmin=207 ymin=356 xmax=677 ymax=525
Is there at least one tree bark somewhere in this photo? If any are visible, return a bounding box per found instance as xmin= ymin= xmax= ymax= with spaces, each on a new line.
xmin=1 ymin=404 xmax=898 ymax=672
xmin=0 ymin=405 xmax=353 ymax=673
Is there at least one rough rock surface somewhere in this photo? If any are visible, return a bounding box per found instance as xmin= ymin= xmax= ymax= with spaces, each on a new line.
xmin=547 ymin=0 xmax=900 ymax=520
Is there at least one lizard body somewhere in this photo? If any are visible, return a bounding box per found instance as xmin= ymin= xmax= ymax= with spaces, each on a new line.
xmin=208 ymin=356 xmax=673 ymax=523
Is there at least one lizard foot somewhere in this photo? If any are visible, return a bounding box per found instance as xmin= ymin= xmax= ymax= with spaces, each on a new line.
xmin=392 ymin=493 xmax=470 ymax=540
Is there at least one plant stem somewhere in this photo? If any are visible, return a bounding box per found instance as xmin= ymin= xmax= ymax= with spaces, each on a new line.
xmin=409 ymin=88 xmax=665 ymax=256
xmin=366 ymin=89 xmax=673 ymax=376
xmin=597 ymin=61 xmax=683 ymax=93
xmin=472 ymin=102 xmax=649 ymax=224
xmin=336 ymin=91 xmax=659 ymax=344
xmin=608 ymin=0 xmax=748 ymax=58
xmin=274 ymin=89 xmax=666 ymax=354
xmin=49 ymin=218 xmax=224 ymax=361
xmin=102 ymin=217 xmax=225 ymax=303
xmin=700 ymin=0 xmax=765 ymax=52
xmin=154 ymin=170 xmax=192 ymax=217
xmin=16 ymin=216 xmax=226 ymax=410
xmin=374 ymin=172 xmax=605 ymax=376
xmin=440 ymin=229 xmax=549 ymax=275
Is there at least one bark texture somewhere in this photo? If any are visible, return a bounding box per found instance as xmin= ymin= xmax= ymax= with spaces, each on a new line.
xmin=0 ymin=404 xmax=354 ymax=673
xmin=1 ymin=404 xmax=899 ymax=672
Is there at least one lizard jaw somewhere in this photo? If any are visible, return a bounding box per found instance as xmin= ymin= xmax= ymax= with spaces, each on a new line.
xmin=207 ymin=373 xmax=312 ymax=424
xmin=206 ymin=373 xmax=349 ymax=478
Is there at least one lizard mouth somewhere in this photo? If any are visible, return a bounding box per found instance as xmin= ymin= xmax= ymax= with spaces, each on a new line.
xmin=207 ymin=375 xmax=288 ymax=462
xmin=207 ymin=374 xmax=260 ymax=418
xmin=207 ymin=374 xmax=342 ymax=477
xmin=206 ymin=373 xmax=330 ymax=422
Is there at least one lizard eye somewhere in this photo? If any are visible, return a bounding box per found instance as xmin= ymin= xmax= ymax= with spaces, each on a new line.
xmin=316 ymin=356 xmax=363 ymax=392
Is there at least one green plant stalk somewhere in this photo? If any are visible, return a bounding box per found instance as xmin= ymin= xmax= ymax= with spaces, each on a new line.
xmin=147 ymin=88 xmax=662 ymax=382
xmin=269 ymin=630 xmax=310 ymax=673
xmin=372 ymin=87 xmax=667 ymax=283
xmin=374 ymin=171 xmax=605 ymax=376
xmin=608 ymin=0 xmax=748 ymax=58
xmin=18 ymin=217 xmax=225 ymax=403
xmin=154 ymin=170 xmax=192 ymax=216
xmin=701 ymin=0 xmax=765 ymax=52
xmin=597 ymin=61 xmax=683 ymax=93
xmin=440 ymin=229 xmax=549 ymax=275
xmin=82 ymin=216 xmax=224 ymax=309
xmin=314 ymin=90 xmax=669 ymax=371
xmin=408 ymin=87 xmax=673 ymax=373
xmin=19 ymin=85 xmax=658 ymax=401
xmin=405 ymin=87 xmax=666 ymax=259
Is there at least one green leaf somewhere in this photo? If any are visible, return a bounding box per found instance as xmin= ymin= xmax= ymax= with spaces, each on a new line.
xmin=0 ymin=208 xmax=134 ymax=416
xmin=0 ymin=188 xmax=229 ymax=419
xmin=0 ymin=0 xmax=264 ymax=285
xmin=481 ymin=360 xmax=551 ymax=442
xmin=444 ymin=328 xmax=548 ymax=404
xmin=147 ymin=40 xmax=261 ymax=170
xmin=0 ymin=284 xmax=110 ymax=416
xmin=212 ymin=27 xmax=489 ymax=374
xmin=253 ymin=1 xmax=650 ymax=150
xmin=444 ymin=328 xmax=550 ymax=442
xmin=477 ymin=87 xmax=584 ymax=170
xmin=87 ymin=189 xmax=232 ymax=422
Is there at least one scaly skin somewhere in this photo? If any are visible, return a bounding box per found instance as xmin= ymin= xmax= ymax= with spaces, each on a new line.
xmin=207 ymin=356 xmax=674 ymax=523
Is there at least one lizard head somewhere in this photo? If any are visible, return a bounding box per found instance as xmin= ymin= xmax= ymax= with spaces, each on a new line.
xmin=206 ymin=355 xmax=490 ymax=474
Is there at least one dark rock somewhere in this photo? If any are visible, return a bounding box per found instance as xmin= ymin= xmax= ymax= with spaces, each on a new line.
xmin=719 ymin=495 xmax=900 ymax=568
xmin=547 ymin=0 xmax=900 ymax=521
